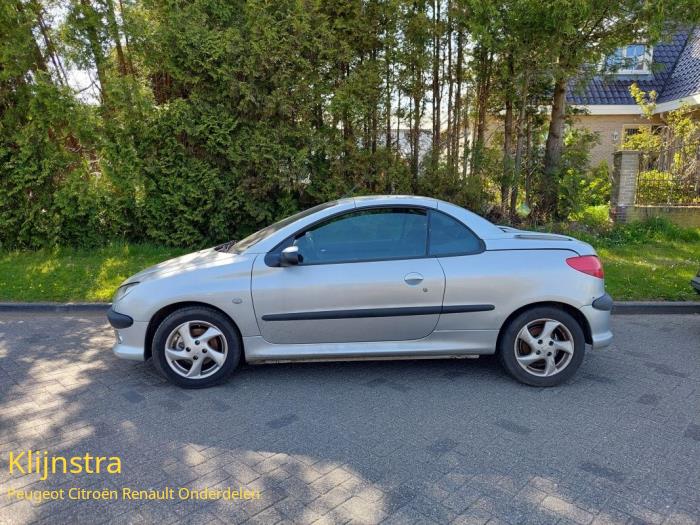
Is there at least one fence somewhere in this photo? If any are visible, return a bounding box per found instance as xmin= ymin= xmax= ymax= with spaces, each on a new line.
xmin=635 ymin=140 xmax=700 ymax=205
xmin=611 ymin=150 xmax=700 ymax=227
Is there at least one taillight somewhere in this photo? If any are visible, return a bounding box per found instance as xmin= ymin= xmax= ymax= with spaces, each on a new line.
xmin=566 ymin=255 xmax=604 ymax=279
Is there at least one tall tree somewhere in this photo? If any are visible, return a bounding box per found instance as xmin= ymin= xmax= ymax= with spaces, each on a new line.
xmin=537 ymin=0 xmax=698 ymax=217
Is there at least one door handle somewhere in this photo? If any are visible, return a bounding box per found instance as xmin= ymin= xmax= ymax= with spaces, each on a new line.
xmin=404 ymin=272 xmax=424 ymax=286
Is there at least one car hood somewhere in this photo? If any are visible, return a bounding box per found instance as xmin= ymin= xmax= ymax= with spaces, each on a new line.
xmin=125 ymin=247 xmax=238 ymax=284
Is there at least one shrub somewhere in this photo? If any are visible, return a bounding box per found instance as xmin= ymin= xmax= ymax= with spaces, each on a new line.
xmin=558 ymin=130 xmax=608 ymax=219
xmin=571 ymin=204 xmax=611 ymax=231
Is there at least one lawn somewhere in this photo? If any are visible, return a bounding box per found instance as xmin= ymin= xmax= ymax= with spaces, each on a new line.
xmin=0 ymin=221 xmax=698 ymax=302
xmin=595 ymin=239 xmax=699 ymax=300
xmin=0 ymin=244 xmax=187 ymax=303
xmin=560 ymin=218 xmax=700 ymax=301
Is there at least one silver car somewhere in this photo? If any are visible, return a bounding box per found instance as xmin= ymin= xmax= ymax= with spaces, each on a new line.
xmin=108 ymin=195 xmax=613 ymax=388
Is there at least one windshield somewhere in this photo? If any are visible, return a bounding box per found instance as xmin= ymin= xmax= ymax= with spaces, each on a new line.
xmin=221 ymin=200 xmax=341 ymax=253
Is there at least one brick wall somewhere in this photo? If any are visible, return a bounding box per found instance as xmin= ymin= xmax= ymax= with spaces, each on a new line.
xmin=611 ymin=150 xmax=700 ymax=227
xmin=626 ymin=206 xmax=700 ymax=227
xmin=611 ymin=150 xmax=641 ymax=222
xmin=572 ymin=114 xmax=654 ymax=168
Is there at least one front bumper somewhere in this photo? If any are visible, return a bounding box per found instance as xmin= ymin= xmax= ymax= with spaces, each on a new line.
xmin=107 ymin=307 xmax=133 ymax=329
xmin=580 ymin=303 xmax=613 ymax=349
xmin=109 ymin=307 xmax=148 ymax=361
xmin=692 ymin=276 xmax=700 ymax=294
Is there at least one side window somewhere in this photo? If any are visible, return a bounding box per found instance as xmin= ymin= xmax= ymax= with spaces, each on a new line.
xmin=293 ymin=208 xmax=428 ymax=264
xmin=429 ymin=211 xmax=482 ymax=256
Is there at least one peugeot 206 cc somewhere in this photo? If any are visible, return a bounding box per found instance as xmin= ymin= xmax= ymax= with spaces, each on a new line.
xmin=108 ymin=196 xmax=613 ymax=388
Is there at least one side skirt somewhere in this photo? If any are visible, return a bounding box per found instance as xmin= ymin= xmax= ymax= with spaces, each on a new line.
xmin=248 ymin=354 xmax=481 ymax=365
xmin=242 ymin=329 xmax=499 ymax=363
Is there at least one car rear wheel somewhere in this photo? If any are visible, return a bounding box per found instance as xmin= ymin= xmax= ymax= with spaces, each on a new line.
xmin=498 ymin=306 xmax=585 ymax=387
xmin=152 ymin=306 xmax=241 ymax=388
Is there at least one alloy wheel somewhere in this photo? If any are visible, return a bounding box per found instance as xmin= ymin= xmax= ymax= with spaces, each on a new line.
xmin=513 ymin=318 xmax=575 ymax=377
xmin=164 ymin=320 xmax=228 ymax=379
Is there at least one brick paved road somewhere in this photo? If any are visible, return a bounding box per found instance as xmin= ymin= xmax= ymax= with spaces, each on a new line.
xmin=0 ymin=313 xmax=698 ymax=525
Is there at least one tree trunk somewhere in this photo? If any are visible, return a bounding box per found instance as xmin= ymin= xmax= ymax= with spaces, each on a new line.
xmin=371 ymin=48 xmax=378 ymax=155
xmin=541 ymin=75 xmax=567 ymax=218
xmin=395 ymin=88 xmax=401 ymax=154
xmin=510 ymin=71 xmax=529 ymax=218
xmin=461 ymin=88 xmax=469 ymax=179
xmin=30 ymin=2 xmax=68 ymax=84
xmin=453 ymin=27 xmax=462 ymax=174
xmin=412 ymin=93 xmax=421 ymax=190
xmin=431 ymin=0 xmax=441 ymax=166
xmin=104 ymin=0 xmax=129 ymax=76
xmin=385 ymin=51 xmax=392 ymax=152
xmin=80 ymin=0 xmax=109 ymax=104
xmin=117 ymin=0 xmax=136 ymax=74
xmin=16 ymin=1 xmax=48 ymax=76
xmin=501 ymin=95 xmax=513 ymax=212
xmin=525 ymin=114 xmax=532 ymax=207
xmin=470 ymin=47 xmax=492 ymax=177
xmin=501 ymin=53 xmax=515 ymax=213
xmin=446 ymin=0 xmax=453 ymax=165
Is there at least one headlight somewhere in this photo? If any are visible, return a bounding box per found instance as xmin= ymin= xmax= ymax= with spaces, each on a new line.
xmin=112 ymin=282 xmax=139 ymax=303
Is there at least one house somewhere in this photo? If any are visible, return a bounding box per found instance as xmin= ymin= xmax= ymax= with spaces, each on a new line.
xmin=568 ymin=27 xmax=700 ymax=168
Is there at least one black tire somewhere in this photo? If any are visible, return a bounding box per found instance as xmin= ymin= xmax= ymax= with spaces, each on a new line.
xmin=152 ymin=306 xmax=242 ymax=388
xmin=498 ymin=306 xmax=585 ymax=387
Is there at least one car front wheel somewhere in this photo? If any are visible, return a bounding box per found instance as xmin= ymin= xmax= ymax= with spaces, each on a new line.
xmin=498 ymin=306 xmax=585 ymax=387
xmin=152 ymin=306 xmax=241 ymax=388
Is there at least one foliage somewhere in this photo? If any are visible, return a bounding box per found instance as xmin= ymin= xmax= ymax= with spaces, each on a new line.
xmin=3 ymin=220 xmax=698 ymax=301
xmin=595 ymin=238 xmax=699 ymax=301
xmin=557 ymin=128 xmax=609 ymax=219
xmin=635 ymin=169 xmax=677 ymax=205
xmin=546 ymin=217 xmax=700 ymax=300
xmin=624 ymin=83 xmax=700 ymax=156
xmin=624 ymin=83 xmax=700 ymax=205
xmin=1 ymin=1 xmax=698 ymax=249
xmin=0 ymin=243 xmax=186 ymax=302
xmin=570 ymin=204 xmax=611 ymax=231
xmin=555 ymin=215 xmax=700 ymax=246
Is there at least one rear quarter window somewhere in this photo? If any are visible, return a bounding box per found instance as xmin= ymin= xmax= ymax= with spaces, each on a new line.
xmin=429 ymin=210 xmax=483 ymax=256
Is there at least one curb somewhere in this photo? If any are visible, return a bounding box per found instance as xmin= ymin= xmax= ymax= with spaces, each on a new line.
xmin=0 ymin=303 xmax=110 ymax=313
xmin=612 ymin=301 xmax=700 ymax=315
xmin=1 ymin=302 xmax=699 ymax=314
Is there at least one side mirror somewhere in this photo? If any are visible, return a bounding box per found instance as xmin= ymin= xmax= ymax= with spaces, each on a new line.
xmin=280 ymin=246 xmax=301 ymax=266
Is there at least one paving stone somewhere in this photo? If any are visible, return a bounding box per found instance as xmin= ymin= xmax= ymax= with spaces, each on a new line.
xmin=541 ymin=496 xmax=594 ymax=525
xmin=0 ymin=314 xmax=697 ymax=525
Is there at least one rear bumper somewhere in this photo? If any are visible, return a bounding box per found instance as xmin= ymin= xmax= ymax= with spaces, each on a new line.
xmin=692 ymin=276 xmax=700 ymax=294
xmin=591 ymin=293 xmax=613 ymax=311
xmin=580 ymin=303 xmax=613 ymax=350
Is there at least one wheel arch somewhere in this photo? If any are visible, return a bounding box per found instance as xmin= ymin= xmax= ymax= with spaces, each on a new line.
xmin=495 ymin=301 xmax=592 ymax=353
xmin=144 ymin=301 xmax=244 ymax=361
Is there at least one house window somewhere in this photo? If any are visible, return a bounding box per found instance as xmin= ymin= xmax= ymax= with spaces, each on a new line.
xmin=623 ymin=125 xmax=652 ymax=139
xmin=607 ymin=45 xmax=651 ymax=74
xmin=624 ymin=126 xmax=641 ymax=138
xmin=622 ymin=125 xmax=651 ymax=149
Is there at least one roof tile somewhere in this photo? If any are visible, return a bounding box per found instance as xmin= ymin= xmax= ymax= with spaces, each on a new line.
xmin=567 ymin=29 xmax=695 ymax=106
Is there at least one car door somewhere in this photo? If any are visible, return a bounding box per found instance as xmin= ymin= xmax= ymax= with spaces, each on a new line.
xmin=251 ymin=207 xmax=446 ymax=344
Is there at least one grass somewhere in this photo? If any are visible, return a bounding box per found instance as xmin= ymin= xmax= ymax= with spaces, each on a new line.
xmin=595 ymin=241 xmax=698 ymax=300
xmin=0 ymin=244 xmax=187 ymax=302
xmin=557 ymin=215 xmax=700 ymax=301
xmin=0 ymin=218 xmax=698 ymax=302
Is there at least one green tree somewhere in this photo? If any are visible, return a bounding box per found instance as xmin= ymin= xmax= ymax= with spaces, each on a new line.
xmin=538 ymin=0 xmax=699 ymax=218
